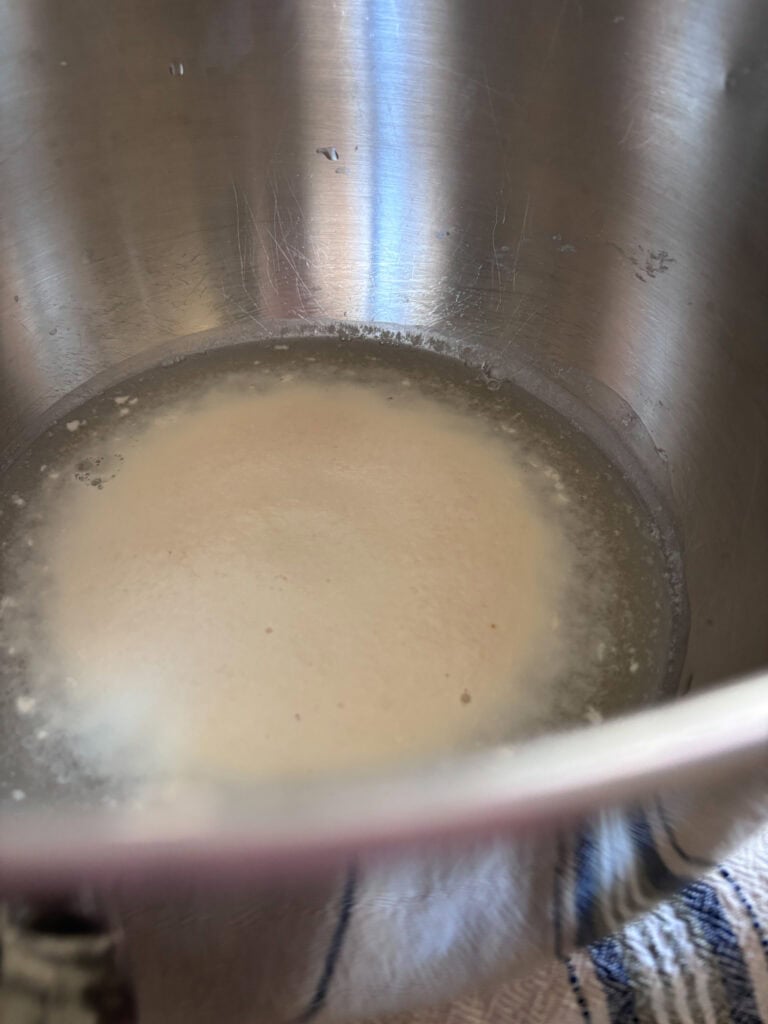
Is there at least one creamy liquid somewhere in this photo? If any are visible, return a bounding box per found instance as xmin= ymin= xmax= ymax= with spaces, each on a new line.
xmin=40 ymin=383 xmax=568 ymax=779
xmin=0 ymin=341 xmax=678 ymax=795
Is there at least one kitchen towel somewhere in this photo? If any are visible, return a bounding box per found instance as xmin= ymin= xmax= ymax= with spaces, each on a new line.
xmin=367 ymin=822 xmax=768 ymax=1024
xmin=311 ymin=765 xmax=768 ymax=1023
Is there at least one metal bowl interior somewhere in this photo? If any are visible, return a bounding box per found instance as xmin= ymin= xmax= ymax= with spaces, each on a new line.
xmin=0 ymin=0 xmax=767 ymax=883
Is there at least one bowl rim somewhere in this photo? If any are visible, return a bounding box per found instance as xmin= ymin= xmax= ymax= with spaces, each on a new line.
xmin=1 ymin=669 xmax=767 ymax=888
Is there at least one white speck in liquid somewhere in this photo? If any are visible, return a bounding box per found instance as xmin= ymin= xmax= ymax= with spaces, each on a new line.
xmin=15 ymin=695 xmax=37 ymax=715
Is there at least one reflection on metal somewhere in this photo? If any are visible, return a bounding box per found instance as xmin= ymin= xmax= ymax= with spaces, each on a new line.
xmin=1 ymin=2 xmax=768 ymax=1018
xmin=0 ymin=0 xmax=766 ymax=889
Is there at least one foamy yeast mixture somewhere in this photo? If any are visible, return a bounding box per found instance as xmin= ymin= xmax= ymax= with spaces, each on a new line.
xmin=37 ymin=381 xmax=567 ymax=780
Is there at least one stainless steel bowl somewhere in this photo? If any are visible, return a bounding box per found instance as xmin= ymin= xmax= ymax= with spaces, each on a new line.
xmin=1 ymin=0 xmax=767 ymax=1017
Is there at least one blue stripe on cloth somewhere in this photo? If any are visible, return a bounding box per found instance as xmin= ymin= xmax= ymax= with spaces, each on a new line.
xmin=719 ymin=866 xmax=768 ymax=961
xmin=655 ymin=798 xmax=715 ymax=870
xmin=681 ymin=880 xmax=762 ymax=1024
xmin=630 ymin=809 xmax=681 ymax=897
xmin=589 ymin=935 xmax=640 ymax=1024
xmin=553 ymin=831 xmax=568 ymax=959
xmin=554 ymin=831 xmax=594 ymax=1020
xmin=564 ymin=957 xmax=593 ymax=1023
xmin=297 ymin=864 xmax=358 ymax=1022
xmin=575 ymin=827 xmax=601 ymax=946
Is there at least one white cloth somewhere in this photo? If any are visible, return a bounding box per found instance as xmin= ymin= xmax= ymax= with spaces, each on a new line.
xmin=367 ymin=826 xmax=768 ymax=1024
xmin=309 ymin=766 xmax=768 ymax=1023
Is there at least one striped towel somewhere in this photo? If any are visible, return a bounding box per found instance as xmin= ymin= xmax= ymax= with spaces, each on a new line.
xmin=366 ymin=825 xmax=768 ymax=1024
xmin=301 ymin=766 xmax=768 ymax=1024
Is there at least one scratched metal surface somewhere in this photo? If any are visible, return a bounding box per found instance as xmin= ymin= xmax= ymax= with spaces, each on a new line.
xmin=0 ymin=0 xmax=766 ymax=817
